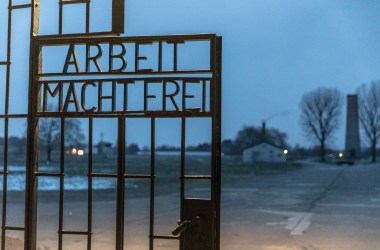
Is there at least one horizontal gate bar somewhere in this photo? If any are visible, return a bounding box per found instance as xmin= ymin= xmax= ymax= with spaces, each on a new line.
xmin=35 ymin=34 xmax=216 ymax=44
xmin=90 ymin=173 xmax=117 ymax=178
xmin=35 ymin=173 xmax=156 ymax=179
xmin=59 ymin=0 xmax=86 ymax=5
xmin=37 ymin=32 xmax=122 ymax=40
xmin=37 ymin=76 xmax=212 ymax=84
xmin=0 ymin=114 xmax=28 ymax=118
xmin=124 ymin=174 xmax=151 ymax=179
xmin=152 ymin=235 xmax=179 ymax=240
xmin=181 ymin=175 xmax=212 ymax=180
xmin=35 ymin=112 xmax=213 ymax=118
xmin=39 ymin=70 xmax=212 ymax=77
xmin=10 ymin=4 xmax=32 ymax=10
xmin=2 ymin=226 xmax=25 ymax=231
xmin=35 ymin=172 xmax=63 ymax=177
xmin=60 ymin=230 xmax=92 ymax=235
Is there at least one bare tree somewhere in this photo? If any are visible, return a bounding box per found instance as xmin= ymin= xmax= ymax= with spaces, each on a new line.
xmin=357 ymin=81 xmax=380 ymax=162
xmin=300 ymin=87 xmax=343 ymax=161
xmin=39 ymin=118 xmax=85 ymax=162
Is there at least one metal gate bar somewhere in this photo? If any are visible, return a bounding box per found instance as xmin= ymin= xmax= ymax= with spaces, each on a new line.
xmin=1 ymin=1 xmax=36 ymax=249
xmin=213 ymin=36 xmax=222 ymax=250
xmin=149 ymin=117 xmax=155 ymax=250
xmin=1 ymin=0 xmax=14 ymax=246
xmin=116 ymin=117 xmax=125 ymax=250
xmin=87 ymin=117 xmax=93 ymax=250
xmin=58 ymin=118 xmax=65 ymax=250
xmin=180 ymin=117 xmax=186 ymax=249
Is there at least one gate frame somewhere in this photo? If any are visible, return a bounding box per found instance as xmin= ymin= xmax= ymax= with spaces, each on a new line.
xmin=22 ymin=2 xmax=222 ymax=250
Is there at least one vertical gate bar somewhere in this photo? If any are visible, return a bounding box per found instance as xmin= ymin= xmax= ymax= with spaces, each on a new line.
xmin=158 ymin=42 xmax=162 ymax=72
xmin=1 ymin=1 xmax=12 ymax=247
xmin=85 ymin=0 xmax=90 ymax=33
xmin=1 ymin=119 xmax=8 ymax=250
xmin=202 ymin=80 xmax=206 ymax=112
xmin=116 ymin=117 xmax=125 ymax=250
xmin=209 ymin=36 xmax=216 ymax=250
xmin=173 ymin=43 xmax=178 ymax=72
xmin=213 ymin=36 xmax=222 ymax=250
xmin=112 ymin=0 xmax=125 ymax=34
xmin=4 ymin=0 xmax=11 ymax=117
xmin=58 ymin=118 xmax=65 ymax=250
xmin=179 ymin=117 xmax=186 ymax=250
xmin=25 ymin=2 xmax=40 ymax=249
xmin=149 ymin=118 xmax=155 ymax=250
xmin=59 ymin=0 xmax=63 ymax=34
xmin=87 ymin=118 xmax=93 ymax=250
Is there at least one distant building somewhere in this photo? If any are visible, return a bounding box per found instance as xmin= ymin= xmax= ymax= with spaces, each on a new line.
xmin=0 ymin=136 xmax=26 ymax=154
xmin=243 ymin=142 xmax=286 ymax=163
xmin=93 ymin=141 xmax=114 ymax=158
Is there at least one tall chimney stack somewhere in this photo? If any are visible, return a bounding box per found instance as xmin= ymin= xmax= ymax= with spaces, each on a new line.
xmin=261 ymin=121 xmax=266 ymax=142
xmin=345 ymin=94 xmax=361 ymax=159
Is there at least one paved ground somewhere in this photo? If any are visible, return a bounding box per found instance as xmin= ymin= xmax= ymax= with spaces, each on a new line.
xmin=221 ymin=162 xmax=380 ymax=250
xmin=4 ymin=161 xmax=380 ymax=249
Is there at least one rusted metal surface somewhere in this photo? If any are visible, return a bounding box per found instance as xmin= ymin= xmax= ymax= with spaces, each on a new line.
xmin=0 ymin=1 xmax=221 ymax=249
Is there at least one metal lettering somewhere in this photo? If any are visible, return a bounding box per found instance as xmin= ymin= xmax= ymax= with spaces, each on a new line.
xmin=43 ymin=83 xmax=62 ymax=112
xmin=117 ymin=80 xmax=135 ymax=111
xmin=183 ymin=80 xmax=199 ymax=111
xmin=86 ymin=44 xmax=103 ymax=72
xmin=39 ymin=79 xmax=209 ymax=114
xmin=144 ymin=80 xmax=159 ymax=111
xmin=109 ymin=43 xmax=127 ymax=72
xmin=167 ymin=41 xmax=184 ymax=71
xmin=63 ymin=44 xmax=81 ymax=73
xmin=98 ymin=80 xmax=116 ymax=112
xmin=63 ymin=82 xmax=80 ymax=112
xmin=135 ymin=42 xmax=153 ymax=73
xmin=163 ymin=80 xmax=180 ymax=111
xmin=81 ymin=81 xmax=97 ymax=112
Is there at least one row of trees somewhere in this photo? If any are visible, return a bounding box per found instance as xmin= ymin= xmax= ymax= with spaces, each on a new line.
xmin=300 ymin=80 xmax=380 ymax=162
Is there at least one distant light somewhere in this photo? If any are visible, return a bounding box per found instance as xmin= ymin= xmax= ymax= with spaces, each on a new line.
xmin=72 ymin=148 xmax=77 ymax=155
xmin=339 ymin=152 xmax=343 ymax=158
xmin=78 ymin=149 xmax=84 ymax=156
xmin=284 ymin=149 xmax=288 ymax=155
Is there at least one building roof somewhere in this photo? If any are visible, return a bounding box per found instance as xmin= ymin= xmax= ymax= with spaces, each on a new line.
xmin=243 ymin=142 xmax=284 ymax=152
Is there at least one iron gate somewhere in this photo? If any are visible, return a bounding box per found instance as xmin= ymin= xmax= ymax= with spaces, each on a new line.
xmin=0 ymin=1 xmax=221 ymax=250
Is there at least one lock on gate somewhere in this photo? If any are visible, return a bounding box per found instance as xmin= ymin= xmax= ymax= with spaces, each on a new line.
xmin=172 ymin=199 xmax=214 ymax=250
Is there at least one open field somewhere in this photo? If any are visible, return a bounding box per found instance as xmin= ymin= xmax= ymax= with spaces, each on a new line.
xmin=1 ymin=155 xmax=302 ymax=249
xmin=3 ymin=158 xmax=380 ymax=249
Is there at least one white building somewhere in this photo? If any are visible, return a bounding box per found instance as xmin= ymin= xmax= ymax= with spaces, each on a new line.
xmin=243 ymin=142 xmax=286 ymax=163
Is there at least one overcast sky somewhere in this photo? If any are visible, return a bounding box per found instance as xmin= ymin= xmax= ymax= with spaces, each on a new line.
xmin=4 ymin=0 xmax=380 ymax=149
xmin=122 ymin=0 xmax=380 ymax=149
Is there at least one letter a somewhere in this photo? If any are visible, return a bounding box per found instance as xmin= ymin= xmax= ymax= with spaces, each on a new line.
xmin=63 ymin=44 xmax=81 ymax=73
